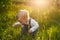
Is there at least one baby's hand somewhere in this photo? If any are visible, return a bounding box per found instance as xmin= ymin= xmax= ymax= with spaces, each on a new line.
xmin=12 ymin=24 xmax=16 ymax=28
xmin=29 ymin=30 xmax=32 ymax=33
xmin=12 ymin=23 xmax=18 ymax=27
xmin=12 ymin=22 xmax=20 ymax=28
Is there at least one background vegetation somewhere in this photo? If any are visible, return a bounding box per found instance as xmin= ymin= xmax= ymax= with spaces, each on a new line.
xmin=0 ymin=0 xmax=60 ymax=40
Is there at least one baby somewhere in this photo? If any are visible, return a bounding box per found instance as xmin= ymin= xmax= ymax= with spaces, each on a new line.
xmin=12 ymin=10 xmax=39 ymax=39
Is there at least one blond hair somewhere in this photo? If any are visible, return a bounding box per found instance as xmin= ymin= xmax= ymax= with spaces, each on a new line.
xmin=16 ymin=10 xmax=30 ymax=22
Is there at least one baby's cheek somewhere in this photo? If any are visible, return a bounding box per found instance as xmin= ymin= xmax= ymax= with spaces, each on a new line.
xmin=21 ymin=20 xmax=26 ymax=24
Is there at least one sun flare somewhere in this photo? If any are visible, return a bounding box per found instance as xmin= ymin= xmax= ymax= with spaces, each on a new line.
xmin=31 ymin=0 xmax=52 ymax=9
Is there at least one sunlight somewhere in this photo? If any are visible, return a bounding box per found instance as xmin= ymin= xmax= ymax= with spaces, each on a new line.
xmin=34 ymin=0 xmax=49 ymax=6
xmin=31 ymin=0 xmax=52 ymax=9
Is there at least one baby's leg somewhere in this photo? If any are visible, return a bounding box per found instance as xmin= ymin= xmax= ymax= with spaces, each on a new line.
xmin=22 ymin=26 xmax=28 ymax=35
xmin=30 ymin=30 xmax=38 ymax=40
xmin=21 ymin=24 xmax=28 ymax=40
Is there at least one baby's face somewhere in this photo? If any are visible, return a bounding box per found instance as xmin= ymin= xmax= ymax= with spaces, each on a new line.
xmin=17 ymin=15 xmax=29 ymax=25
xmin=16 ymin=10 xmax=29 ymax=25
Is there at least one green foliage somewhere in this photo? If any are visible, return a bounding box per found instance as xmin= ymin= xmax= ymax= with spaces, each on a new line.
xmin=0 ymin=0 xmax=60 ymax=40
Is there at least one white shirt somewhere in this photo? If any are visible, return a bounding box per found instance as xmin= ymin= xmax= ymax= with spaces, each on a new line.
xmin=13 ymin=18 xmax=39 ymax=32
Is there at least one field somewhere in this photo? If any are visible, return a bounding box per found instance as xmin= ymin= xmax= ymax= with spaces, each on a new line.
xmin=0 ymin=0 xmax=60 ymax=40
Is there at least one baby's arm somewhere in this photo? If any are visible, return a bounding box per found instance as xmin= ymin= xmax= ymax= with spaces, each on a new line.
xmin=12 ymin=22 xmax=20 ymax=27
xmin=29 ymin=19 xmax=39 ymax=33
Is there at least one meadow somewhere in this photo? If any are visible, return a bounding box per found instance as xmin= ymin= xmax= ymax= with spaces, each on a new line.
xmin=0 ymin=0 xmax=60 ymax=40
